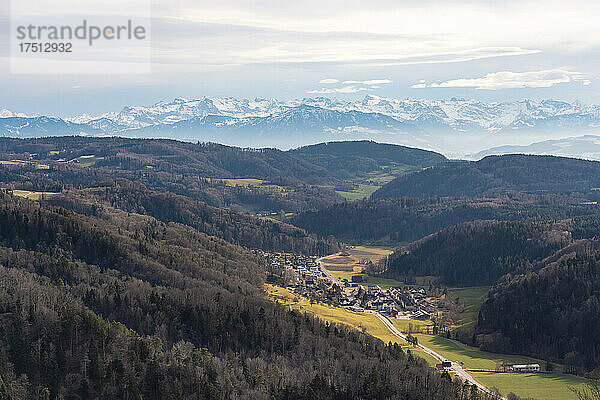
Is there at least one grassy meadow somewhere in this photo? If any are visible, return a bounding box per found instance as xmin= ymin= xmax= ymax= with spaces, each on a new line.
xmin=1 ymin=189 xmax=60 ymax=200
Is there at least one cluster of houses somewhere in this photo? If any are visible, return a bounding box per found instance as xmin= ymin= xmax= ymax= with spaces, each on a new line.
xmin=388 ymin=287 xmax=435 ymax=320
xmin=260 ymin=251 xmax=325 ymax=286
xmin=340 ymin=285 xmax=434 ymax=320
xmin=261 ymin=251 xmax=436 ymax=322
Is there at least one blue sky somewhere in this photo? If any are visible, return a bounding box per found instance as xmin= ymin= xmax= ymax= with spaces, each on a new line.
xmin=1 ymin=0 xmax=599 ymax=116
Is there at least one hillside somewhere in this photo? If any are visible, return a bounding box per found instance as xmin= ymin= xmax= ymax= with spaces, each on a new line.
xmin=47 ymin=180 xmax=339 ymax=255
xmin=372 ymin=154 xmax=600 ymax=199
xmin=289 ymin=141 xmax=446 ymax=184
xmin=380 ymin=220 xmax=571 ymax=286
xmin=476 ymin=239 xmax=600 ymax=375
xmin=289 ymin=198 xmax=599 ymax=245
xmin=0 ymin=137 xmax=345 ymax=213
xmin=0 ymin=192 xmax=479 ymax=399
xmin=0 ymin=137 xmax=339 ymax=185
xmin=379 ymin=213 xmax=600 ymax=287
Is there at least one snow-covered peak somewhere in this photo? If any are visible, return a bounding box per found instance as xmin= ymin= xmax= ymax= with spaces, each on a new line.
xmin=0 ymin=109 xmax=33 ymax=118
xmin=9 ymin=96 xmax=600 ymax=136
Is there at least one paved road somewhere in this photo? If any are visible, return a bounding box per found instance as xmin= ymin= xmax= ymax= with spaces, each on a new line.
xmin=373 ymin=312 xmax=503 ymax=398
xmin=316 ymin=254 xmax=340 ymax=282
xmin=315 ymin=259 xmax=501 ymax=398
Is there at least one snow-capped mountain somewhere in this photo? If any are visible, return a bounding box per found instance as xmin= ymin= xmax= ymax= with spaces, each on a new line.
xmin=3 ymin=96 xmax=600 ymax=154
xmin=0 ymin=109 xmax=33 ymax=118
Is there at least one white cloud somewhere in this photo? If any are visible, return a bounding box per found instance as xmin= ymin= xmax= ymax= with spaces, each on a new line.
xmin=307 ymin=85 xmax=370 ymax=94
xmin=318 ymin=78 xmax=339 ymax=84
xmin=342 ymin=79 xmax=392 ymax=85
xmin=168 ymin=0 xmax=600 ymax=52
xmin=414 ymin=69 xmax=587 ymax=90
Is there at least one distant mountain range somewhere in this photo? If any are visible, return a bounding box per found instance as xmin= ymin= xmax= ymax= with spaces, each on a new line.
xmin=3 ymin=96 xmax=600 ymax=154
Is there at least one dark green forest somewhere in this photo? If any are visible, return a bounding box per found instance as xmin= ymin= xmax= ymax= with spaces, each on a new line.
xmin=289 ymin=140 xmax=446 ymax=182
xmin=476 ymin=239 xmax=600 ymax=375
xmin=290 ymin=198 xmax=600 ymax=245
xmin=46 ymin=180 xmax=339 ymax=255
xmin=372 ymin=154 xmax=600 ymax=200
xmin=380 ymin=220 xmax=571 ymax=286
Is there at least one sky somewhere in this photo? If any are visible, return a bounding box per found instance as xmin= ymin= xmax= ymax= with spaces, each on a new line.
xmin=1 ymin=0 xmax=600 ymax=116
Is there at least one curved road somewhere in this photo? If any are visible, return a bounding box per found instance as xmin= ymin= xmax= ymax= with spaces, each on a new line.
xmin=373 ymin=312 xmax=501 ymax=397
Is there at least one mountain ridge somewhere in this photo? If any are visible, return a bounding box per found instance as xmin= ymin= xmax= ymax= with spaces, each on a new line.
xmin=3 ymin=96 xmax=600 ymax=152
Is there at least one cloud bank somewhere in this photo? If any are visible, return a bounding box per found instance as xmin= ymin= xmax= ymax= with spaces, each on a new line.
xmin=413 ymin=69 xmax=587 ymax=90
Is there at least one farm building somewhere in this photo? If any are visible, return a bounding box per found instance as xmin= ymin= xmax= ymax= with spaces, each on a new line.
xmin=506 ymin=364 xmax=540 ymax=373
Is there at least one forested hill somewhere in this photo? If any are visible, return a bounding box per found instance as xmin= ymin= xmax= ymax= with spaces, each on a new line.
xmin=0 ymin=137 xmax=344 ymax=213
xmin=289 ymin=198 xmax=599 ymax=245
xmin=0 ymin=137 xmax=339 ymax=185
xmin=380 ymin=220 xmax=571 ymax=286
xmin=0 ymin=137 xmax=447 ymax=214
xmin=476 ymin=239 xmax=600 ymax=374
xmin=0 ymin=137 xmax=444 ymax=187
xmin=372 ymin=154 xmax=600 ymax=199
xmin=47 ymin=180 xmax=339 ymax=255
xmin=380 ymin=214 xmax=600 ymax=287
xmin=289 ymin=140 xmax=446 ymax=181
xmin=0 ymin=192 xmax=485 ymax=399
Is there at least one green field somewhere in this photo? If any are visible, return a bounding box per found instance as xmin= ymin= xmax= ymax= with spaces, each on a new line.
xmin=415 ymin=334 xmax=544 ymax=370
xmin=391 ymin=318 xmax=433 ymax=333
xmin=1 ymin=189 xmax=60 ymax=200
xmin=411 ymin=333 xmax=597 ymax=399
xmin=215 ymin=178 xmax=268 ymax=187
xmin=447 ymin=286 xmax=490 ymax=329
xmin=208 ymin=178 xmax=288 ymax=194
xmin=335 ymin=184 xmax=380 ymax=200
xmin=473 ymin=371 xmax=590 ymax=400
xmin=351 ymin=245 xmax=395 ymax=255
xmin=0 ymin=160 xmax=50 ymax=169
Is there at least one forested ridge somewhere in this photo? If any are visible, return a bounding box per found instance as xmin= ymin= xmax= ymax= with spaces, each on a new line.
xmin=289 ymin=140 xmax=446 ymax=182
xmin=0 ymin=137 xmax=445 ymax=214
xmin=379 ymin=214 xmax=600 ymax=286
xmin=372 ymin=154 xmax=600 ymax=199
xmin=476 ymin=239 xmax=600 ymax=375
xmin=290 ymin=197 xmax=600 ymax=245
xmin=45 ymin=180 xmax=339 ymax=255
xmin=380 ymin=220 xmax=571 ymax=286
xmin=0 ymin=192 xmax=493 ymax=399
xmin=0 ymin=137 xmax=345 ymax=213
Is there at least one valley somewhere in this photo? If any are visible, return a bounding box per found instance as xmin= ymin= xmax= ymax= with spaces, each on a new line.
xmin=1 ymin=137 xmax=600 ymax=399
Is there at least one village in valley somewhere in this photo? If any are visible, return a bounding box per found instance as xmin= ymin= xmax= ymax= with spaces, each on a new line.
xmin=260 ymin=248 xmax=545 ymax=386
xmin=259 ymin=250 xmax=437 ymax=323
